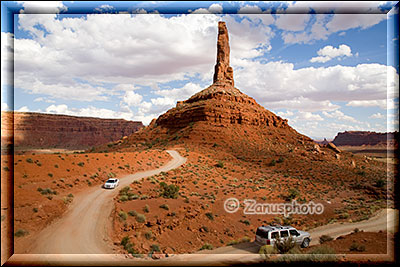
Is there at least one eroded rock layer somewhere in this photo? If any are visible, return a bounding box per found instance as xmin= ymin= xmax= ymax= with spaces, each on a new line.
xmin=1 ymin=112 xmax=143 ymax=149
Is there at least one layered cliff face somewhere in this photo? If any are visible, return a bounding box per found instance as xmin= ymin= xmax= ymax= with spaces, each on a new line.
xmin=108 ymin=21 xmax=313 ymax=156
xmin=1 ymin=112 xmax=143 ymax=150
xmin=333 ymin=131 xmax=398 ymax=146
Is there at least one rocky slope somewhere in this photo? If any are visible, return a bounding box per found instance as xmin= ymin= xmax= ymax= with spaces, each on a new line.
xmin=1 ymin=111 xmax=143 ymax=150
xmin=333 ymin=131 xmax=398 ymax=146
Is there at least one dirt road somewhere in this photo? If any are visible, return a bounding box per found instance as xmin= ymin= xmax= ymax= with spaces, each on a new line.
xmin=7 ymin=150 xmax=397 ymax=265
xmin=161 ymin=208 xmax=398 ymax=265
xmin=14 ymin=150 xmax=186 ymax=256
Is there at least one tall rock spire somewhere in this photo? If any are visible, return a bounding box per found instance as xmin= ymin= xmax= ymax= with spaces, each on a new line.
xmin=213 ymin=22 xmax=234 ymax=87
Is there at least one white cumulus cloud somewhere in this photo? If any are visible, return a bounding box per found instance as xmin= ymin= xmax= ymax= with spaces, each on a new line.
xmin=310 ymin=44 xmax=353 ymax=63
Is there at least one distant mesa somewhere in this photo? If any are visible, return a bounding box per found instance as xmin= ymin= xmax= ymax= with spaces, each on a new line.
xmin=332 ymin=131 xmax=398 ymax=147
xmin=1 ymin=111 xmax=143 ymax=151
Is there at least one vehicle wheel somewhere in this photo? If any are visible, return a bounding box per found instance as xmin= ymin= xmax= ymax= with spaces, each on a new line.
xmin=301 ymin=238 xmax=310 ymax=248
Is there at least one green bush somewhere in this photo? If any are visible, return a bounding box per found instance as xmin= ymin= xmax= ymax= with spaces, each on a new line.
xmin=159 ymin=182 xmax=179 ymax=199
xmin=319 ymin=235 xmax=334 ymax=244
xmin=375 ymin=179 xmax=386 ymax=188
xmin=119 ymin=195 xmax=129 ymax=202
xmin=26 ymin=158 xmax=34 ymax=163
xmin=205 ymin=212 xmax=214 ymax=220
xmin=119 ymin=211 xmax=128 ymax=221
xmin=259 ymin=245 xmax=277 ymax=255
xmin=143 ymin=204 xmax=150 ymax=213
xmin=159 ymin=203 xmax=169 ymax=210
xmin=349 ymin=242 xmax=365 ymax=252
xmin=136 ymin=213 xmax=146 ymax=223
xmin=274 ymin=236 xmax=295 ymax=254
xmin=144 ymin=231 xmax=153 ymax=240
xmin=215 ymin=161 xmax=224 ymax=168
xmin=151 ymin=244 xmax=160 ymax=252
xmin=77 ymin=162 xmax=85 ymax=167
xmin=128 ymin=210 xmax=137 ymax=217
xmin=200 ymin=243 xmax=213 ymax=250
xmin=14 ymin=229 xmax=29 ymax=237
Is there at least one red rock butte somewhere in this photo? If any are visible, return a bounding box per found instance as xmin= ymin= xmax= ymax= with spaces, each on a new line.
xmin=112 ymin=21 xmax=313 ymax=154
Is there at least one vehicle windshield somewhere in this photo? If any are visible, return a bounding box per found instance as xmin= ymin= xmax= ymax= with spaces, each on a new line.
xmin=256 ymin=228 xmax=269 ymax=239
xmin=106 ymin=179 xmax=116 ymax=183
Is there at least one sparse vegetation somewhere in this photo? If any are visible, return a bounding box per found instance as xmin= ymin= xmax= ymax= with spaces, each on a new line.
xmin=199 ymin=243 xmax=213 ymax=250
xmin=159 ymin=204 xmax=169 ymax=210
xmin=14 ymin=229 xmax=29 ymax=237
xmin=349 ymin=242 xmax=365 ymax=252
xmin=319 ymin=235 xmax=334 ymax=244
xmin=136 ymin=213 xmax=146 ymax=223
xmin=159 ymin=182 xmax=180 ymax=199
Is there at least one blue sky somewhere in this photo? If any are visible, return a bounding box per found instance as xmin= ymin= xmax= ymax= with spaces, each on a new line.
xmin=1 ymin=1 xmax=399 ymax=140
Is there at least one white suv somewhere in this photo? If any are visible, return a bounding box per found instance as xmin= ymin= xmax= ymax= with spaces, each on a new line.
xmin=103 ymin=178 xmax=119 ymax=189
xmin=255 ymin=225 xmax=311 ymax=248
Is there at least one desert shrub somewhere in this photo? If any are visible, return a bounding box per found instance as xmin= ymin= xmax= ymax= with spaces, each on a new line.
xmin=277 ymin=157 xmax=285 ymax=163
xmin=3 ymin=166 xmax=9 ymax=171
xmin=26 ymin=158 xmax=34 ymax=163
xmin=14 ymin=229 xmax=29 ymax=237
xmin=353 ymin=228 xmax=360 ymax=233
xmin=375 ymin=179 xmax=386 ymax=188
xmin=150 ymin=244 xmax=160 ymax=252
xmin=275 ymin=245 xmax=337 ymax=262
xmin=159 ymin=204 xmax=169 ymax=210
xmin=159 ymin=182 xmax=179 ymax=199
xmin=319 ymin=235 xmax=334 ymax=244
xmin=121 ymin=236 xmax=139 ymax=255
xmin=205 ymin=212 xmax=214 ymax=220
xmin=120 ymin=186 xmax=130 ymax=195
xmin=128 ymin=210 xmax=137 ymax=217
xmin=215 ymin=161 xmax=224 ymax=168
xmin=199 ymin=243 xmax=213 ymax=250
xmin=269 ymin=159 xmax=276 ymax=166
xmin=119 ymin=211 xmax=128 ymax=221
xmin=48 ymin=173 xmax=53 ymax=177
xmin=240 ymin=219 xmax=250 ymax=226
xmin=274 ymin=236 xmax=295 ymax=254
xmin=227 ymin=240 xmax=238 ymax=246
xmin=119 ymin=195 xmax=129 ymax=202
xmin=286 ymin=188 xmax=300 ymax=201
xmin=349 ymin=242 xmax=365 ymax=252
xmin=144 ymin=231 xmax=153 ymax=240
xmin=136 ymin=213 xmax=146 ymax=223
xmin=77 ymin=162 xmax=85 ymax=167
xmin=259 ymin=245 xmax=277 ymax=256
xmin=240 ymin=236 xmax=251 ymax=243
xmin=143 ymin=205 xmax=150 ymax=213
xmin=32 ymin=208 xmax=38 ymax=213
xmin=200 ymin=226 xmax=209 ymax=232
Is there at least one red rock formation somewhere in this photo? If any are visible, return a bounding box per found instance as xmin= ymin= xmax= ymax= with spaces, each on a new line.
xmin=213 ymin=21 xmax=234 ymax=87
xmin=333 ymin=131 xmax=398 ymax=146
xmin=1 ymin=111 xmax=143 ymax=150
xmin=108 ymin=21 xmax=314 ymax=155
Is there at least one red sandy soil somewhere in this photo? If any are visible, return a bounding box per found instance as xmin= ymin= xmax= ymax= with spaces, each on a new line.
xmin=109 ymin=144 xmax=392 ymax=255
xmin=306 ymin=230 xmax=392 ymax=255
xmin=1 ymin=150 xmax=171 ymax=253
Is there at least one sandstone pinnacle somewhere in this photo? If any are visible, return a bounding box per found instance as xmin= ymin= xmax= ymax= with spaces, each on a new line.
xmin=213 ymin=21 xmax=234 ymax=87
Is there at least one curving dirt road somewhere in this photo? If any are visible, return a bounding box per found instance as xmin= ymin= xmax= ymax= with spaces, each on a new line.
xmin=23 ymin=150 xmax=186 ymax=255
xmin=161 ymin=208 xmax=398 ymax=264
